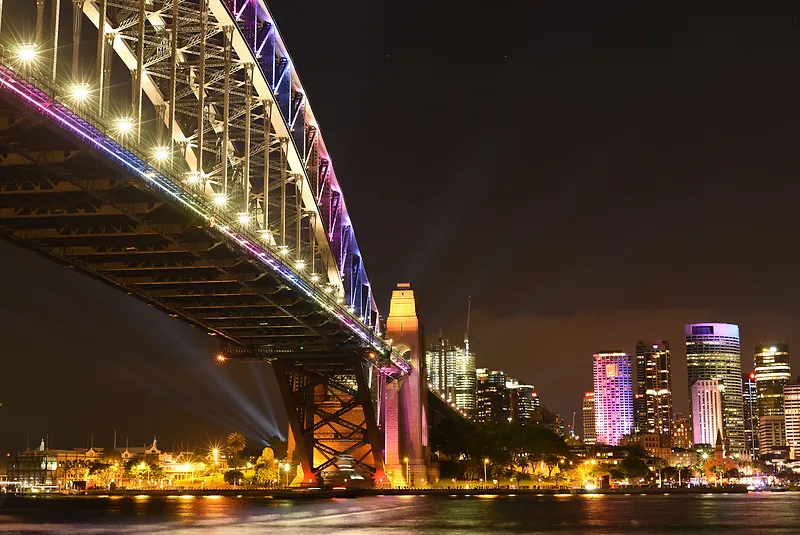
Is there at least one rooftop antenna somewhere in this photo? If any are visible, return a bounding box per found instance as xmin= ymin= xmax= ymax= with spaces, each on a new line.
xmin=464 ymin=296 xmax=472 ymax=353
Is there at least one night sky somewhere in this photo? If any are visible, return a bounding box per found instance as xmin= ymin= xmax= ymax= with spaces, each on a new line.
xmin=3 ymin=3 xmax=800 ymax=451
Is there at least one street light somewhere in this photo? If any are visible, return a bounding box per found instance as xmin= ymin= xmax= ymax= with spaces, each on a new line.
xmin=284 ymin=462 xmax=291 ymax=487
xmin=71 ymin=83 xmax=90 ymax=102
xmin=484 ymin=458 xmax=489 ymax=483
xmin=403 ymin=457 xmax=410 ymax=486
xmin=17 ymin=44 xmax=37 ymax=63
xmin=154 ymin=146 xmax=170 ymax=162
xmin=115 ymin=117 xmax=134 ymax=136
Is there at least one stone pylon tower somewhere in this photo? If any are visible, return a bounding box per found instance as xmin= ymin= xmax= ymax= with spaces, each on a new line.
xmin=383 ymin=283 xmax=428 ymax=486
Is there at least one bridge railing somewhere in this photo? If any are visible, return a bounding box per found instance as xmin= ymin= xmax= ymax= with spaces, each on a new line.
xmin=0 ymin=51 xmax=410 ymax=374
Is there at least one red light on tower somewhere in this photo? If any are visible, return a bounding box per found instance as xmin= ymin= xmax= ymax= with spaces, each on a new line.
xmin=750 ymin=372 xmax=755 ymax=380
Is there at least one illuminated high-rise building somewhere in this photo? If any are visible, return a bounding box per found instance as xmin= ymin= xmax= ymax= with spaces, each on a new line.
xmin=784 ymin=381 xmax=800 ymax=459
xmin=691 ymin=379 xmax=724 ymax=446
xmin=754 ymin=343 xmax=790 ymax=454
xmin=426 ymin=337 xmax=476 ymax=414
xmin=582 ymin=392 xmax=596 ymax=446
xmin=635 ymin=340 xmax=672 ymax=435
xmin=593 ymin=351 xmax=634 ymax=446
xmin=743 ymin=372 xmax=759 ymax=458
xmin=507 ymin=379 xmax=540 ymax=425
xmin=685 ymin=323 xmax=745 ymax=453
xmin=672 ymin=413 xmax=693 ymax=449
xmin=476 ymin=368 xmax=508 ymax=423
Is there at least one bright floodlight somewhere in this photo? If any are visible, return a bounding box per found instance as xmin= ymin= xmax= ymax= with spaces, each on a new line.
xmin=71 ymin=83 xmax=90 ymax=101
xmin=17 ymin=44 xmax=37 ymax=62
xmin=294 ymin=259 xmax=306 ymax=271
xmin=116 ymin=117 xmax=134 ymax=135
xmin=215 ymin=354 xmax=226 ymax=363
xmin=238 ymin=213 xmax=250 ymax=224
xmin=310 ymin=273 xmax=320 ymax=283
xmin=154 ymin=146 xmax=170 ymax=161
xmin=278 ymin=245 xmax=290 ymax=257
xmin=186 ymin=172 xmax=201 ymax=184
xmin=213 ymin=194 xmax=227 ymax=206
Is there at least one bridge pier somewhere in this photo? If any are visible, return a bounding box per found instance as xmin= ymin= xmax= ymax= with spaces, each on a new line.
xmin=383 ymin=283 xmax=429 ymax=487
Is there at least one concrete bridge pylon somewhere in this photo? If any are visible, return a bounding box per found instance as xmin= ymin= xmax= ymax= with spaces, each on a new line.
xmin=383 ymin=283 xmax=429 ymax=487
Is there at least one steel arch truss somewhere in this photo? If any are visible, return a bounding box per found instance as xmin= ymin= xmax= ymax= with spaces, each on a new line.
xmin=273 ymin=355 xmax=385 ymax=484
xmin=0 ymin=0 xmax=409 ymax=369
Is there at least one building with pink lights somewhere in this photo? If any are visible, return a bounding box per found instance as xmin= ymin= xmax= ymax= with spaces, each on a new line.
xmin=593 ymin=352 xmax=634 ymax=446
xmin=691 ymin=379 xmax=724 ymax=446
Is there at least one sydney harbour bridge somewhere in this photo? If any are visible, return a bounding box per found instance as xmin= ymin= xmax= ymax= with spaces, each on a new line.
xmin=0 ymin=0 xmax=460 ymax=486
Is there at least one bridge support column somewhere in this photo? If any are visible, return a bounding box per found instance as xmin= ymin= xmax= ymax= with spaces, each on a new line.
xmin=274 ymin=355 xmax=385 ymax=487
xmin=383 ymin=283 xmax=429 ymax=487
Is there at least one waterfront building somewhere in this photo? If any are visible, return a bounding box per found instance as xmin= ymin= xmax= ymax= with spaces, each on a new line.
xmin=743 ymin=372 xmax=759 ymax=458
xmin=754 ymin=343 xmax=790 ymax=454
xmin=426 ymin=337 xmax=476 ymax=414
xmin=685 ymin=323 xmax=745 ymax=453
xmin=621 ymin=433 xmax=672 ymax=459
xmin=784 ymin=381 xmax=800 ymax=459
xmin=691 ymin=379 xmax=724 ymax=446
xmin=635 ymin=340 xmax=672 ymax=435
xmin=758 ymin=416 xmax=786 ymax=456
xmin=583 ymin=392 xmax=596 ymax=445
xmin=476 ymin=368 xmax=548 ymax=427
xmin=669 ymin=449 xmax=697 ymax=469
xmin=507 ymin=379 xmax=540 ymax=424
xmin=593 ymin=351 xmax=634 ymax=446
xmin=672 ymin=413 xmax=693 ymax=449
xmin=475 ymin=368 xmax=508 ymax=423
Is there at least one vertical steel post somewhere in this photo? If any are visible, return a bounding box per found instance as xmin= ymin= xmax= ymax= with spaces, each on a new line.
xmin=102 ymin=33 xmax=113 ymax=110
xmin=96 ymin=0 xmax=107 ymax=115
xmin=71 ymin=0 xmax=85 ymax=80
xmin=196 ymin=0 xmax=207 ymax=178
xmin=243 ymin=64 xmax=253 ymax=215
xmin=280 ymin=137 xmax=287 ymax=247
xmin=168 ymin=0 xmax=178 ymax=158
xmin=262 ymin=99 xmax=272 ymax=231
xmin=134 ymin=0 xmax=145 ymax=142
xmin=295 ymin=175 xmax=302 ymax=260
xmin=221 ymin=26 xmax=231 ymax=196
xmin=51 ymin=0 xmax=61 ymax=80
xmin=35 ymin=0 xmax=45 ymax=43
xmin=309 ymin=212 xmax=316 ymax=275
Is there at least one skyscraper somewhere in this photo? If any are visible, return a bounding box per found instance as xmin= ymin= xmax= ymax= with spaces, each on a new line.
xmin=685 ymin=323 xmax=745 ymax=453
xmin=691 ymin=379 xmax=724 ymax=446
xmin=784 ymin=380 xmax=800 ymax=459
xmin=743 ymin=372 xmax=759 ymax=458
xmin=582 ymin=392 xmax=596 ymax=446
xmin=426 ymin=337 xmax=476 ymax=414
xmin=754 ymin=343 xmax=790 ymax=454
xmin=475 ymin=368 xmax=508 ymax=423
xmin=507 ymin=379 xmax=540 ymax=425
xmin=593 ymin=352 xmax=634 ymax=446
xmin=635 ymin=340 xmax=672 ymax=435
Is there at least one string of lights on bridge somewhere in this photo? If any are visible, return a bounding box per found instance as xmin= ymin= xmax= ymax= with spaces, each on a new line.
xmin=2 ymin=39 xmax=411 ymax=375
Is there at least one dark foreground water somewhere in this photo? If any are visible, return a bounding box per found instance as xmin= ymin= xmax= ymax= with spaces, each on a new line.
xmin=1 ymin=493 xmax=799 ymax=534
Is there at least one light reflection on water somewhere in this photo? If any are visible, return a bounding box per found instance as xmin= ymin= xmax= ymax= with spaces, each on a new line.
xmin=1 ymin=493 xmax=800 ymax=534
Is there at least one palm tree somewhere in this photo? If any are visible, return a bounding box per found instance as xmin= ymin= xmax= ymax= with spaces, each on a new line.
xmin=227 ymin=432 xmax=246 ymax=470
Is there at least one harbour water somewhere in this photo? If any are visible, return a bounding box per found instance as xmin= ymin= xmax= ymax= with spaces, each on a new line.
xmin=1 ymin=492 xmax=798 ymax=534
